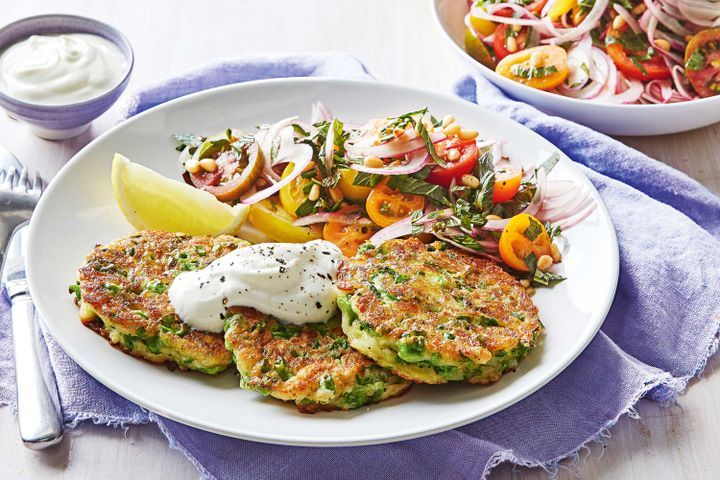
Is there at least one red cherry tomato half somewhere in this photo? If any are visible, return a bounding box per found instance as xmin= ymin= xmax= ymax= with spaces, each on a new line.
xmin=606 ymin=25 xmax=670 ymax=81
xmin=494 ymin=24 xmax=528 ymax=61
xmin=426 ymin=138 xmax=479 ymax=189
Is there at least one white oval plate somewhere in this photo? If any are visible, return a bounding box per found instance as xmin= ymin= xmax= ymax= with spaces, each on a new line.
xmin=431 ymin=0 xmax=720 ymax=136
xmin=27 ymin=78 xmax=618 ymax=446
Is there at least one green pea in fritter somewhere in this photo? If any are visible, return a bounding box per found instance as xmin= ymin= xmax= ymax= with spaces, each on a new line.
xmin=223 ymin=307 xmax=411 ymax=413
xmin=336 ymin=238 xmax=542 ymax=384
xmin=73 ymin=230 xmax=248 ymax=374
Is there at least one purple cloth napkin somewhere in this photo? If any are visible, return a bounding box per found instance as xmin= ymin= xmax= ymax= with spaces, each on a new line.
xmin=1 ymin=53 xmax=719 ymax=479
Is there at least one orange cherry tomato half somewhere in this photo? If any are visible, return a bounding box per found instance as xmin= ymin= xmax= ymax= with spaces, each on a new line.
xmin=684 ymin=28 xmax=720 ymax=98
xmin=495 ymin=46 xmax=570 ymax=90
xmin=498 ymin=214 xmax=552 ymax=272
xmin=426 ymin=138 xmax=479 ymax=189
xmin=606 ymin=25 xmax=670 ymax=81
xmin=323 ymin=221 xmax=377 ymax=257
xmin=366 ymin=178 xmax=425 ymax=227
xmin=492 ymin=165 xmax=523 ymax=203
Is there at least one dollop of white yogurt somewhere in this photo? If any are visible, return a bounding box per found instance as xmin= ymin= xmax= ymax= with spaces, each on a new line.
xmin=0 ymin=33 xmax=128 ymax=105
xmin=168 ymin=240 xmax=344 ymax=333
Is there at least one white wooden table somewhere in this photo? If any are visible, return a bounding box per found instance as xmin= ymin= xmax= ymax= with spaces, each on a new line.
xmin=1 ymin=1 xmax=719 ymax=478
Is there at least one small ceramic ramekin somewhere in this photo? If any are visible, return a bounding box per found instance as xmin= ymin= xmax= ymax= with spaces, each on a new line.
xmin=0 ymin=14 xmax=134 ymax=140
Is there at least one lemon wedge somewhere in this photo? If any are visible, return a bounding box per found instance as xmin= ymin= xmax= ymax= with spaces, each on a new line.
xmin=111 ymin=153 xmax=249 ymax=235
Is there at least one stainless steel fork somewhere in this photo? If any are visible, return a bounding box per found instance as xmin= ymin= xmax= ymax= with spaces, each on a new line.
xmin=0 ymin=156 xmax=42 ymax=271
xmin=0 ymin=149 xmax=62 ymax=449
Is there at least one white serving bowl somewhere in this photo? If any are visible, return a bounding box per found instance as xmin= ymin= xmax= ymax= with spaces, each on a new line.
xmin=431 ymin=0 xmax=720 ymax=136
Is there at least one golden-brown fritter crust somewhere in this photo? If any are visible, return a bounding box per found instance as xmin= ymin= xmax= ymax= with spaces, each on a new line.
xmin=224 ymin=307 xmax=411 ymax=413
xmin=336 ymin=238 xmax=542 ymax=384
xmin=75 ymin=230 xmax=248 ymax=373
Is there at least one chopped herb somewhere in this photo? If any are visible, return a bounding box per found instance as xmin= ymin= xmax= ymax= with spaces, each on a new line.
xmin=510 ymin=64 xmax=558 ymax=79
xmin=352 ymin=171 xmax=383 ymax=187
xmin=172 ymin=133 xmax=204 ymax=152
xmin=523 ymin=216 xmax=543 ymax=241
xmin=385 ymin=175 xmax=450 ymax=206
xmin=69 ymin=282 xmax=81 ymax=301
xmin=103 ymin=282 xmax=121 ymax=295
xmin=145 ymin=280 xmax=166 ymax=294
xmin=533 ymin=269 xmax=566 ymax=287
xmin=686 ymin=50 xmax=705 ymax=71
xmin=160 ymin=314 xmax=190 ymax=337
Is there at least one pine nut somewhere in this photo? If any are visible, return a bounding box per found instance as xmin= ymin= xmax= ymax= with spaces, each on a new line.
xmin=199 ymin=158 xmax=217 ymax=172
xmin=461 ymin=174 xmax=480 ymax=189
xmin=486 ymin=214 xmax=502 ymax=221
xmin=551 ymin=243 xmax=562 ymax=263
xmin=308 ymin=184 xmax=321 ymax=202
xmin=512 ymin=24 xmax=522 ymax=33
xmin=506 ymin=36 xmax=518 ymax=53
xmin=185 ymin=159 xmax=200 ymax=174
xmin=530 ymin=51 xmax=545 ymax=68
xmin=329 ymin=187 xmax=344 ymax=203
xmin=519 ymin=279 xmax=530 ymax=288
xmin=654 ymin=39 xmax=670 ymax=51
xmin=447 ymin=149 xmax=461 ymax=162
xmin=390 ymin=159 xmax=403 ymax=167
xmin=612 ymin=15 xmax=625 ymax=30
xmin=458 ymin=129 xmax=479 ymax=141
xmin=363 ymin=156 xmax=384 ymax=168
xmin=441 ymin=115 xmax=455 ymax=128
xmin=442 ymin=122 xmax=461 ymax=137
xmin=631 ymin=3 xmax=646 ymax=15
xmin=526 ymin=287 xmax=536 ymax=296
xmin=537 ymin=254 xmax=553 ymax=271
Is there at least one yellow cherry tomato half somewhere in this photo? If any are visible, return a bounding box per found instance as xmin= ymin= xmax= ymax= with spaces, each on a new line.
xmin=337 ymin=168 xmax=372 ymax=202
xmin=548 ymin=0 xmax=575 ymax=20
xmin=323 ymin=221 xmax=377 ymax=257
xmin=279 ymin=163 xmax=313 ymax=218
xmin=498 ymin=214 xmax=552 ymax=272
xmin=495 ymin=46 xmax=569 ymax=91
xmin=493 ymin=165 xmax=523 ymax=203
xmin=248 ymin=197 xmax=322 ymax=243
xmin=365 ymin=178 xmax=425 ymax=228
xmin=468 ymin=11 xmax=497 ymax=37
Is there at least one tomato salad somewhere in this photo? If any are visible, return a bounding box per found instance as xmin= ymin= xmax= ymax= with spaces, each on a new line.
xmin=465 ymin=0 xmax=720 ymax=103
xmin=172 ymin=103 xmax=597 ymax=289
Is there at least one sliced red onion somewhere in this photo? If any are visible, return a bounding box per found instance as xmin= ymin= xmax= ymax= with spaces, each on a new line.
xmin=350 ymin=150 xmax=429 ymax=175
xmin=492 ymin=139 xmax=505 ymax=166
xmin=325 ymin=118 xmax=336 ymax=171
xmin=482 ymin=218 xmax=510 ymax=231
xmin=369 ymin=216 xmax=416 ymax=246
xmin=613 ymin=4 xmax=642 ymax=33
xmin=545 ymin=180 xmax=577 ymax=199
xmin=606 ymin=79 xmax=645 ymax=104
xmin=676 ymin=0 xmax=720 ymax=27
xmin=556 ymin=202 xmax=598 ymax=230
xmin=518 ymin=166 xmax=547 ymax=217
xmin=293 ymin=211 xmax=373 ymax=227
xmin=311 ymin=101 xmax=333 ymax=124
xmin=345 ymin=130 xmax=445 ymax=159
xmin=471 ymin=4 xmax=550 ymax=31
xmin=644 ymin=0 xmax=693 ymax=37
xmin=241 ymin=143 xmax=313 ymax=204
xmin=671 ymin=65 xmax=696 ymax=100
xmin=542 ymin=0 xmax=609 ymax=45
xmin=539 ymin=189 xmax=593 ymax=222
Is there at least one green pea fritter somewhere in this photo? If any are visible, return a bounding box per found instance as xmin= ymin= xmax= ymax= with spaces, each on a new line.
xmin=223 ymin=307 xmax=411 ymax=413
xmin=336 ymin=238 xmax=542 ymax=385
xmin=72 ymin=230 xmax=249 ymax=374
